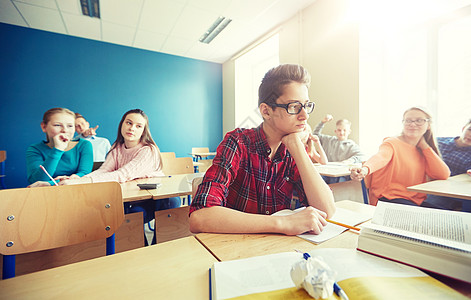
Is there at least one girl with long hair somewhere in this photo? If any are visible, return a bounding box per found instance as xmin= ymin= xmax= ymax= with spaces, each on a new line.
xmin=60 ymin=109 xmax=180 ymax=231
xmin=350 ymin=106 xmax=450 ymax=207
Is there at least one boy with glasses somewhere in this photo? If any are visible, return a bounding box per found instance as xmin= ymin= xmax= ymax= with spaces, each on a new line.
xmin=189 ymin=64 xmax=335 ymax=235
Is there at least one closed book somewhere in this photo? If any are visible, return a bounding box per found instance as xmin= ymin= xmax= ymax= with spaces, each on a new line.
xmin=357 ymin=201 xmax=471 ymax=283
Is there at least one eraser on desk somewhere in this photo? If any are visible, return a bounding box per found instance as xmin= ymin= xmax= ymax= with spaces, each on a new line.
xmin=137 ymin=183 xmax=160 ymax=189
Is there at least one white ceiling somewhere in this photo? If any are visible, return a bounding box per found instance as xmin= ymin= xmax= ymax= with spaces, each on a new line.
xmin=0 ymin=0 xmax=317 ymax=63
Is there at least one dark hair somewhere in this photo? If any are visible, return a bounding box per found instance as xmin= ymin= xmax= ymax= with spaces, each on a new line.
xmin=258 ymin=64 xmax=311 ymax=106
xmin=111 ymin=109 xmax=162 ymax=169
xmin=42 ymin=108 xmax=75 ymax=142
xmin=403 ymin=107 xmax=439 ymax=155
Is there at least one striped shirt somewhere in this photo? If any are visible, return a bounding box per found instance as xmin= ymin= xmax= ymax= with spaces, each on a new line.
xmin=189 ymin=125 xmax=307 ymax=215
xmin=437 ymin=137 xmax=471 ymax=176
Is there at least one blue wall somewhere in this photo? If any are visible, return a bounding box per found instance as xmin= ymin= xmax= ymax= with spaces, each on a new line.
xmin=0 ymin=23 xmax=223 ymax=189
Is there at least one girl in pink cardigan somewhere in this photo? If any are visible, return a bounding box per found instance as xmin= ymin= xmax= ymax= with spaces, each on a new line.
xmin=60 ymin=109 xmax=180 ymax=226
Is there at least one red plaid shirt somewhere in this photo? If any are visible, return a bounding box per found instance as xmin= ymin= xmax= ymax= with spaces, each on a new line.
xmin=189 ymin=125 xmax=307 ymax=215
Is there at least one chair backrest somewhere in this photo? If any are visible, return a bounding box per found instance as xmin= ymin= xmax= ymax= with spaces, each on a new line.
xmin=160 ymin=152 xmax=176 ymax=161
xmin=92 ymin=161 xmax=104 ymax=171
xmin=0 ymin=182 xmax=124 ymax=256
xmin=191 ymin=147 xmax=209 ymax=154
xmin=196 ymin=159 xmax=213 ymax=173
xmin=161 ymin=157 xmax=194 ymax=175
xmin=0 ymin=151 xmax=6 ymax=189
xmin=155 ymin=206 xmax=193 ymax=243
xmin=328 ymin=180 xmax=364 ymax=203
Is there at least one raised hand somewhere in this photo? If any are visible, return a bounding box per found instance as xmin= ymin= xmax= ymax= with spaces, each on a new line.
xmin=322 ymin=114 xmax=333 ymax=123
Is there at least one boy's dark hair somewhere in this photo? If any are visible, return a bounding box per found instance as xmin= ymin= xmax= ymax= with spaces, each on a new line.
xmin=258 ymin=64 xmax=311 ymax=106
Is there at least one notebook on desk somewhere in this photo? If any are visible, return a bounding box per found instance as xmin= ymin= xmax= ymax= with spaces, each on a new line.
xmin=273 ymin=207 xmax=373 ymax=244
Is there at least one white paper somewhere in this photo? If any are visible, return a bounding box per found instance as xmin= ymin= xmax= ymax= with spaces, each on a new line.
xmin=273 ymin=207 xmax=373 ymax=244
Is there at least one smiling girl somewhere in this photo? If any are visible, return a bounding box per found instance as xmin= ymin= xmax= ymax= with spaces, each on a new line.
xmin=26 ymin=108 xmax=93 ymax=187
xmin=350 ymin=107 xmax=450 ymax=207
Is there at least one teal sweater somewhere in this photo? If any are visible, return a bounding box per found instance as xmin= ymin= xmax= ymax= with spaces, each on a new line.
xmin=26 ymin=139 xmax=93 ymax=185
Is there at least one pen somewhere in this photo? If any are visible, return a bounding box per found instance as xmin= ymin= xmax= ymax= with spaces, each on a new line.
xmin=333 ymin=282 xmax=349 ymax=300
xmin=326 ymin=219 xmax=361 ymax=231
xmin=39 ymin=165 xmax=59 ymax=186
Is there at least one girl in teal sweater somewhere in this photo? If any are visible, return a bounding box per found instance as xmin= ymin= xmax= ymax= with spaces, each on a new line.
xmin=26 ymin=108 xmax=93 ymax=187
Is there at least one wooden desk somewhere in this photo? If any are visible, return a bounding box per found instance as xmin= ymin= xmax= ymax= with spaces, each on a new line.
xmin=189 ymin=152 xmax=217 ymax=158
xmin=0 ymin=237 xmax=216 ymax=299
xmin=407 ymin=174 xmax=471 ymax=211
xmin=125 ymin=173 xmax=204 ymax=201
xmin=120 ymin=178 xmax=154 ymax=202
xmin=196 ymin=200 xmax=374 ymax=261
xmin=315 ymin=164 xmax=368 ymax=204
xmin=314 ymin=163 xmax=354 ymax=177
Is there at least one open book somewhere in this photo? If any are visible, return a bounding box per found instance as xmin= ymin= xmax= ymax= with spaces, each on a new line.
xmin=357 ymin=201 xmax=471 ymax=283
xmin=210 ymin=248 xmax=466 ymax=300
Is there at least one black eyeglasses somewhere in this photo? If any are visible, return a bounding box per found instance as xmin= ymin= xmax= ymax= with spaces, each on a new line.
xmin=403 ymin=118 xmax=429 ymax=126
xmin=271 ymin=101 xmax=315 ymax=115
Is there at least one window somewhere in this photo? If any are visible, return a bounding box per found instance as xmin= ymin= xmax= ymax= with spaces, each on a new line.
xmin=358 ymin=1 xmax=471 ymax=156
xmin=234 ymin=34 xmax=279 ymax=129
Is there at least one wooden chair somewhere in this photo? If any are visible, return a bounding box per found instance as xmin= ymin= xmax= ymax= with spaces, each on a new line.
xmin=0 ymin=151 xmax=6 ymax=189
xmin=153 ymin=174 xmax=203 ymax=244
xmin=161 ymin=157 xmax=194 ymax=176
xmin=192 ymin=176 xmax=204 ymax=198
xmin=195 ymin=158 xmax=213 ymax=173
xmin=154 ymin=206 xmax=194 ymax=244
xmin=160 ymin=152 xmax=176 ymax=161
xmin=191 ymin=147 xmax=209 ymax=155
xmin=0 ymin=182 xmax=124 ymax=279
xmin=328 ymin=180 xmax=365 ymax=204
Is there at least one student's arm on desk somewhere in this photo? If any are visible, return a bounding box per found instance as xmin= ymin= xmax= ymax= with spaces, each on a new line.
xmin=189 ymin=206 xmax=327 ymax=236
xmin=282 ymin=133 xmax=335 ymax=217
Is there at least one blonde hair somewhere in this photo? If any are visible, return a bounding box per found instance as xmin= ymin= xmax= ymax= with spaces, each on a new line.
xmin=41 ymin=107 xmax=75 ymax=142
xmin=402 ymin=106 xmax=439 ymax=155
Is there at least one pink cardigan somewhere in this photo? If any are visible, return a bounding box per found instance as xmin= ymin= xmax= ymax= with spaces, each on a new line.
xmin=86 ymin=143 xmax=164 ymax=183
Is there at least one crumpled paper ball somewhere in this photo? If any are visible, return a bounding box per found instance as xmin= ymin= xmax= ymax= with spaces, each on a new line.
xmin=290 ymin=255 xmax=335 ymax=299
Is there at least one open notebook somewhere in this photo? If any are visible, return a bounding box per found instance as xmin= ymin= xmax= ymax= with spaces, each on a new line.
xmin=273 ymin=206 xmax=373 ymax=243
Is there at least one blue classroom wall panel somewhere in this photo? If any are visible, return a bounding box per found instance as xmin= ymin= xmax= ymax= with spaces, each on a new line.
xmin=0 ymin=22 xmax=223 ymax=189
